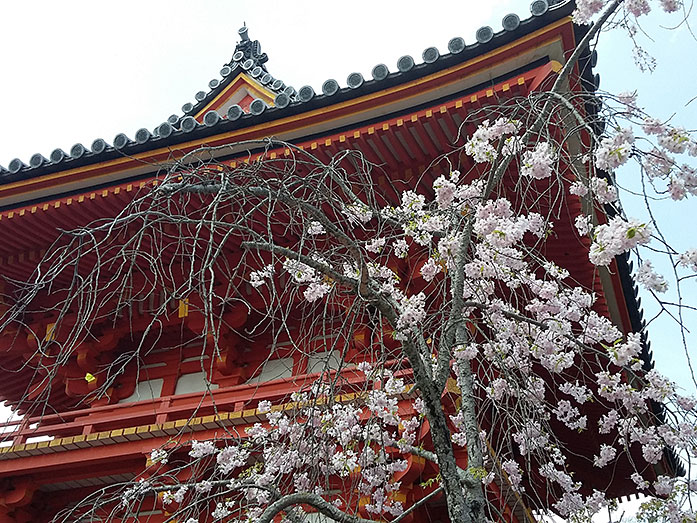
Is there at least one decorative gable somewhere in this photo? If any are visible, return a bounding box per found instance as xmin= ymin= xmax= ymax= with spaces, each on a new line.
xmin=193 ymin=71 xmax=276 ymax=121
xmin=184 ymin=25 xmax=292 ymax=122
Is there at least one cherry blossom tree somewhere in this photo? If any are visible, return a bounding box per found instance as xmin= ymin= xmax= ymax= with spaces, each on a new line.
xmin=2 ymin=1 xmax=697 ymax=522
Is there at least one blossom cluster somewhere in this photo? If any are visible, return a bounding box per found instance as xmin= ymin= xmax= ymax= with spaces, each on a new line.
xmin=594 ymin=128 xmax=634 ymax=172
xmin=137 ymin=376 xmax=419 ymax=522
xmin=249 ymin=264 xmax=274 ymax=288
xmin=464 ymin=118 xmax=521 ymax=163
xmin=574 ymin=0 xmax=682 ymax=24
xmin=637 ymin=260 xmax=668 ymax=293
xmin=589 ymin=217 xmax=652 ymax=266
xmin=281 ymin=257 xmax=332 ymax=302
xmin=521 ymin=142 xmax=555 ymax=179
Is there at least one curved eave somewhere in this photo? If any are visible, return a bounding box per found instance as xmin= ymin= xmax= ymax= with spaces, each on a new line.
xmin=615 ymin=251 xmax=687 ymax=478
xmin=0 ymin=1 xmax=576 ymax=207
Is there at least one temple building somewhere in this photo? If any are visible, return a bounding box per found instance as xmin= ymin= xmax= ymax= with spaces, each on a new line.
xmin=0 ymin=1 xmax=680 ymax=521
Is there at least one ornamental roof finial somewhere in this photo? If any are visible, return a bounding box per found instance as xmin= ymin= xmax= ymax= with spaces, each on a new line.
xmin=230 ymin=24 xmax=268 ymax=68
xmin=238 ymin=24 xmax=250 ymax=42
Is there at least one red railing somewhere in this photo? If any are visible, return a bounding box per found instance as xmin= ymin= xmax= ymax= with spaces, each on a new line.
xmin=0 ymin=360 xmax=413 ymax=446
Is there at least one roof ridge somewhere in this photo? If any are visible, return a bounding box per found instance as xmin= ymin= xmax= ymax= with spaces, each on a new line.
xmin=0 ymin=0 xmax=574 ymax=180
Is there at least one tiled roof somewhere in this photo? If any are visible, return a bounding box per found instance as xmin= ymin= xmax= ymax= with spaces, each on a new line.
xmin=0 ymin=0 xmax=572 ymax=182
xmin=0 ymin=0 xmax=681 ymax=482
